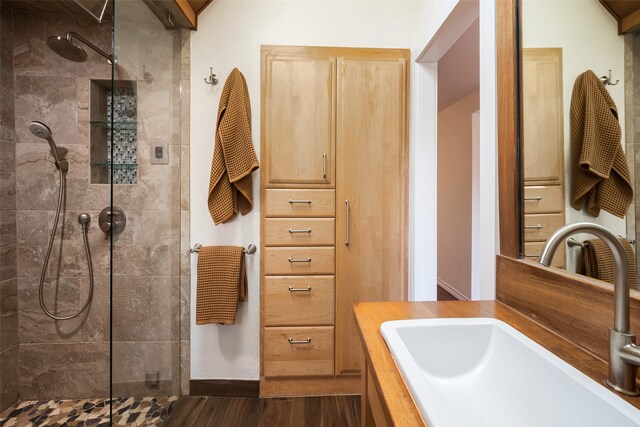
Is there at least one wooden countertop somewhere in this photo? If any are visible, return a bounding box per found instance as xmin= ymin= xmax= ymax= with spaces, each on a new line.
xmin=353 ymin=300 xmax=640 ymax=426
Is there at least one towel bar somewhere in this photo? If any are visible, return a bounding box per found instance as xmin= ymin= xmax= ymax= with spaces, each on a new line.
xmin=567 ymin=237 xmax=636 ymax=249
xmin=190 ymin=243 xmax=257 ymax=254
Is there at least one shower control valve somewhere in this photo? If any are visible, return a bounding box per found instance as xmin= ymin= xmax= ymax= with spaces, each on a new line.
xmin=98 ymin=206 xmax=126 ymax=240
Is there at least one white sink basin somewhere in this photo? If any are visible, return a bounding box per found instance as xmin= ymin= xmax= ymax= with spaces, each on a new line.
xmin=381 ymin=318 xmax=640 ymax=427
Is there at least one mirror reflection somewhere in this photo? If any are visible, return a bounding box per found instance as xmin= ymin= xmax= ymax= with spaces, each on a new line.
xmin=521 ymin=0 xmax=640 ymax=289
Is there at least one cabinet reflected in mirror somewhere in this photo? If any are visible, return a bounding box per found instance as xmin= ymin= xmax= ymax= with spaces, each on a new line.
xmin=520 ymin=0 xmax=640 ymax=289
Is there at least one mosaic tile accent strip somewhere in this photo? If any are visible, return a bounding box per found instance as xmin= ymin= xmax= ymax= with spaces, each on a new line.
xmin=107 ymin=87 xmax=138 ymax=185
xmin=0 ymin=396 xmax=177 ymax=427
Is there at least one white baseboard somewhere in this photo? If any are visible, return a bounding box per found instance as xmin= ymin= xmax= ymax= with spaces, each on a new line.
xmin=437 ymin=278 xmax=470 ymax=301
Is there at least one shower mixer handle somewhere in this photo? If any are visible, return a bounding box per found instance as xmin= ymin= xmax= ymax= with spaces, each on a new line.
xmin=99 ymin=206 xmax=126 ymax=240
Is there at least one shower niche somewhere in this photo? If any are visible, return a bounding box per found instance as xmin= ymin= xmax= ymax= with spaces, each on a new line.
xmin=90 ymin=80 xmax=138 ymax=184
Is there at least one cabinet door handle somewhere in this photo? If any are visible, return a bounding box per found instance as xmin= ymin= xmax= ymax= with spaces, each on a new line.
xmin=345 ymin=199 xmax=350 ymax=246
xmin=289 ymin=199 xmax=312 ymax=205
xmin=288 ymin=257 xmax=312 ymax=263
xmin=322 ymin=153 xmax=327 ymax=179
xmin=524 ymin=224 xmax=543 ymax=229
xmin=524 ymin=196 xmax=543 ymax=201
xmin=288 ymin=338 xmax=311 ymax=344
xmin=288 ymin=286 xmax=312 ymax=292
xmin=288 ymin=228 xmax=312 ymax=234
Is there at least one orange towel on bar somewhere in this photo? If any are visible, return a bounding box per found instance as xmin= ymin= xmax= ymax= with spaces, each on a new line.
xmin=570 ymin=70 xmax=632 ymax=218
xmin=208 ymin=68 xmax=259 ymax=225
xmin=577 ymin=238 xmax=637 ymax=289
xmin=196 ymin=246 xmax=247 ymax=325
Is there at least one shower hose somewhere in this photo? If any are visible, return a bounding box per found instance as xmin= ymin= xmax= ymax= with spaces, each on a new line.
xmin=39 ymin=164 xmax=95 ymax=320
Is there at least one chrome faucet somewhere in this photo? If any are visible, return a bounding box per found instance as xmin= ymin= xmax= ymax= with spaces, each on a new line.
xmin=538 ymin=222 xmax=640 ymax=396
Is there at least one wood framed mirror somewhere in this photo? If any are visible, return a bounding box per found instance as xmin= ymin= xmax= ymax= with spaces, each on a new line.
xmin=495 ymin=0 xmax=640 ymax=365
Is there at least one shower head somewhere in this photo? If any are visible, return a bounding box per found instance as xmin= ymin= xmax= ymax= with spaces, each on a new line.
xmin=29 ymin=121 xmax=64 ymax=169
xmin=47 ymin=36 xmax=88 ymax=63
xmin=47 ymin=32 xmax=116 ymax=65
xmin=29 ymin=121 xmax=52 ymax=140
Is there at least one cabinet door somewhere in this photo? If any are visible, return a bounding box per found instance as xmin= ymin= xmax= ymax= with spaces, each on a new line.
xmin=522 ymin=48 xmax=564 ymax=185
xmin=262 ymin=49 xmax=336 ymax=187
xmin=335 ymin=56 xmax=409 ymax=375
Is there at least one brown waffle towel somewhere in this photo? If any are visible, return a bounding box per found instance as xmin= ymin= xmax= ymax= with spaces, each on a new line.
xmin=570 ymin=70 xmax=632 ymax=218
xmin=208 ymin=68 xmax=259 ymax=225
xmin=196 ymin=246 xmax=248 ymax=325
xmin=577 ymin=238 xmax=637 ymax=289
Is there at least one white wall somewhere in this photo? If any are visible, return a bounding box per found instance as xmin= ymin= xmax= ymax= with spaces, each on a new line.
xmin=190 ymin=0 xmax=497 ymax=381
xmin=413 ymin=0 xmax=497 ymax=301
xmin=523 ymin=0 xmax=626 ymax=271
xmin=190 ymin=0 xmax=427 ymax=381
xmin=437 ymin=90 xmax=480 ymax=300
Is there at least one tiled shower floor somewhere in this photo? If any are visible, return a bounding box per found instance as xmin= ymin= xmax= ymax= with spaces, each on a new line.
xmin=0 ymin=396 xmax=177 ymax=426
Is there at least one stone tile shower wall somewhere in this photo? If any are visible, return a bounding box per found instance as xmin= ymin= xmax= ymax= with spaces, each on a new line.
xmin=0 ymin=0 xmax=188 ymax=402
xmin=0 ymin=0 xmax=19 ymax=413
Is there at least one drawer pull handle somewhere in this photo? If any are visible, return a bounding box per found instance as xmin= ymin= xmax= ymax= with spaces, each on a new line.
xmin=524 ymin=252 xmax=541 ymax=258
xmin=289 ymin=199 xmax=312 ymax=205
xmin=524 ymin=224 xmax=543 ymax=229
xmin=524 ymin=196 xmax=543 ymax=201
xmin=288 ymin=338 xmax=311 ymax=344
xmin=288 ymin=257 xmax=312 ymax=263
xmin=288 ymin=286 xmax=312 ymax=292
xmin=288 ymin=228 xmax=312 ymax=234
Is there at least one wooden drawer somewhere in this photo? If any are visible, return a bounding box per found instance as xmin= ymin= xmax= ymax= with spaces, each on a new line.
xmin=524 ymin=241 xmax=566 ymax=269
xmin=524 ymin=185 xmax=564 ymax=214
xmin=265 ymin=189 xmax=335 ymax=217
xmin=264 ymin=247 xmax=335 ymax=275
xmin=264 ymin=276 xmax=335 ymax=326
xmin=523 ymin=213 xmax=564 ymax=242
xmin=264 ymin=218 xmax=335 ymax=247
xmin=263 ymin=326 xmax=334 ymax=377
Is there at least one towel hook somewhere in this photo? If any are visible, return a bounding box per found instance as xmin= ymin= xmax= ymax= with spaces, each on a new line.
xmin=204 ymin=67 xmax=219 ymax=86
xmin=600 ymin=69 xmax=619 ymax=86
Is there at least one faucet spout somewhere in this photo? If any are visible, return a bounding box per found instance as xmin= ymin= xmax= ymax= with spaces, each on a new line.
xmin=537 ymin=222 xmax=639 ymax=395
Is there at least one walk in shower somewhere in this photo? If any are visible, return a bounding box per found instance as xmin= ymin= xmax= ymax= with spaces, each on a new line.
xmin=0 ymin=0 xmax=190 ymax=424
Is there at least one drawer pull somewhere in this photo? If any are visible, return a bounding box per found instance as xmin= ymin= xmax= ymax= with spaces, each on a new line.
xmin=288 ymin=228 xmax=312 ymax=234
xmin=288 ymin=257 xmax=312 ymax=263
xmin=288 ymin=337 xmax=311 ymax=344
xmin=524 ymin=196 xmax=543 ymax=201
xmin=524 ymin=224 xmax=543 ymax=229
xmin=288 ymin=286 xmax=312 ymax=292
xmin=524 ymin=252 xmax=541 ymax=258
xmin=289 ymin=199 xmax=312 ymax=205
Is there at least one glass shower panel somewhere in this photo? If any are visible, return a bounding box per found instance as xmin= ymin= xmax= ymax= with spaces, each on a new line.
xmin=110 ymin=0 xmax=184 ymax=422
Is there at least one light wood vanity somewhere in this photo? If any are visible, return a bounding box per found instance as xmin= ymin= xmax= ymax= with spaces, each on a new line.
xmin=355 ymin=301 xmax=640 ymax=426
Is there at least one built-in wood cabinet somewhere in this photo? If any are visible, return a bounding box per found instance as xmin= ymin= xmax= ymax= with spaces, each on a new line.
xmin=522 ymin=48 xmax=566 ymax=268
xmin=335 ymin=57 xmax=408 ymax=375
xmin=262 ymin=50 xmax=336 ymax=187
xmin=260 ymin=45 xmax=409 ymax=396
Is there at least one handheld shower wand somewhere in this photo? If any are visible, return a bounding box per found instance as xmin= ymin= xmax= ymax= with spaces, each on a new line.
xmin=28 ymin=121 xmax=94 ymax=321
xmin=28 ymin=121 xmax=67 ymax=171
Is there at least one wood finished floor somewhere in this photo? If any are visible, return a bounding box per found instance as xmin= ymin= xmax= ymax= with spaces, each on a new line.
xmin=163 ymin=395 xmax=360 ymax=427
